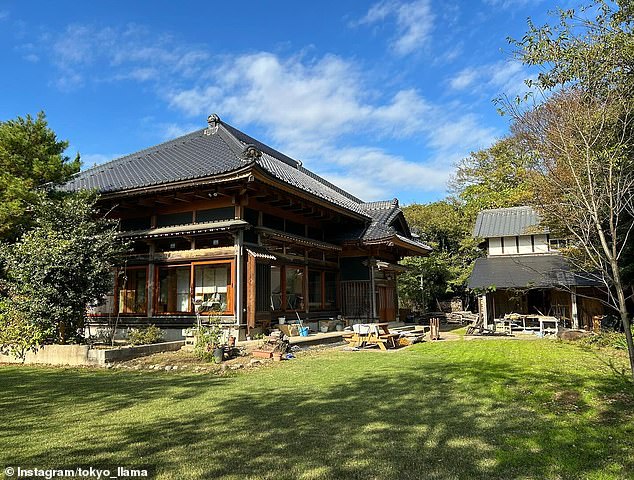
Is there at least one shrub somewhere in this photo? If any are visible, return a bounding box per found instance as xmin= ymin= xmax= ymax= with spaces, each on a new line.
xmin=128 ymin=325 xmax=164 ymax=346
xmin=579 ymin=330 xmax=631 ymax=350
xmin=194 ymin=319 xmax=223 ymax=362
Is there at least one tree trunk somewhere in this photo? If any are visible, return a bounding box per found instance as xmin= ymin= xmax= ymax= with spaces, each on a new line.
xmin=618 ymin=300 xmax=634 ymax=382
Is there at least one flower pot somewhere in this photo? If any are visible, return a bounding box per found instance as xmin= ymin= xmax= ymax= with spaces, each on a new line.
xmin=213 ymin=347 xmax=224 ymax=364
xmin=320 ymin=325 xmax=329 ymax=333
xmin=272 ymin=352 xmax=283 ymax=362
xmin=252 ymin=349 xmax=273 ymax=359
xmin=278 ymin=317 xmax=286 ymax=324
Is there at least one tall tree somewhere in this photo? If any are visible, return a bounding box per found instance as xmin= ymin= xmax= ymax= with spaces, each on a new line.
xmin=452 ymin=136 xmax=534 ymax=219
xmin=507 ymin=0 xmax=634 ymax=378
xmin=0 ymin=191 xmax=124 ymax=359
xmin=0 ymin=112 xmax=80 ymax=241
xmin=400 ymin=201 xmax=481 ymax=312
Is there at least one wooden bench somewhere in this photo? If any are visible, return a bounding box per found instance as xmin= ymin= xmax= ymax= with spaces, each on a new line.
xmin=378 ymin=333 xmax=400 ymax=350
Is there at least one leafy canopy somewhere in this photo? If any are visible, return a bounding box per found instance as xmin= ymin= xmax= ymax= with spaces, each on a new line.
xmin=0 ymin=112 xmax=80 ymax=241
xmin=0 ymin=191 xmax=124 ymax=359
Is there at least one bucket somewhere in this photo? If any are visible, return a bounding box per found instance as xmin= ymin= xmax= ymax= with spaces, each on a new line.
xmin=299 ymin=326 xmax=309 ymax=337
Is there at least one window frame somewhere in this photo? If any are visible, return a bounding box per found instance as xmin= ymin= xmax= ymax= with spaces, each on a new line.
xmin=114 ymin=265 xmax=149 ymax=315
xmin=154 ymin=259 xmax=235 ymax=316
xmin=270 ymin=264 xmax=307 ymax=313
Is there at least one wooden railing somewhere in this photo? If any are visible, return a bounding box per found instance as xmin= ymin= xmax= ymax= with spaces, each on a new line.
xmin=340 ymin=280 xmax=372 ymax=320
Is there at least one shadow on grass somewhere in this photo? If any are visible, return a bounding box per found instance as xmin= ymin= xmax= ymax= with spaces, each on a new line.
xmin=1 ymin=348 xmax=633 ymax=480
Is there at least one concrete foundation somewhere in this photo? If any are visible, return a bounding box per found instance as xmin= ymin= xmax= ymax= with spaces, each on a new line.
xmin=0 ymin=341 xmax=185 ymax=367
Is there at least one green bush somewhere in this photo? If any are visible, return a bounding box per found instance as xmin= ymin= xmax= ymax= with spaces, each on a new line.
xmin=128 ymin=325 xmax=164 ymax=346
xmin=579 ymin=330 xmax=631 ymax=350
xmin=194 ymin=320 xmax=223 ymax=362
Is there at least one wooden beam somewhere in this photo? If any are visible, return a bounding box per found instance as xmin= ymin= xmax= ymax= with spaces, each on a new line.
xmin=247 ymin=253 xmax=257 ymax=332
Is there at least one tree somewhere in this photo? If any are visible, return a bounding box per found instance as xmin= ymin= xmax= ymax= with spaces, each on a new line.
xmin=452 ymin=136 xmax=534 ymax=219
xmin=507 ymin=0 xmax=634 ymax=378
xmin=0 ymin=191 xmax=124 ymax=359
xmin=0 ymin=112 xmax=80 ymax=241
xmin=400 ymin=201 xmax=481 ymax=312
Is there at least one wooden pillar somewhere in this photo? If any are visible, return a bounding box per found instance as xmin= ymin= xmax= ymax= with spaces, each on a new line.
xmin=246 ymin=253 xmax=256 ymax=332
xmin=369 ymin=257 xmax=377 ymax=320
xmin=147 ymin=242 xmax=155 ymax=318
xmin=571 ymin=287 xmax=579 ymax=329
xmin=480 ymin=294 xmax=489 ymax=328
xmin=234 ymin=230 xmax=244 ymax=326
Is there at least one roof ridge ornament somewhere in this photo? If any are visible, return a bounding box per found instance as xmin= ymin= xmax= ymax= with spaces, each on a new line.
xmin=204 ymin=114 xmax=220 ymax=136
xmin=242 ymin=144 xmax=262 ymax=161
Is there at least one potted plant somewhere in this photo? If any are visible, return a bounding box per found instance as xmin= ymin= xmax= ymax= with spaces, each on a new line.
xmin=194 ymin=317 xmax=224 ymax=363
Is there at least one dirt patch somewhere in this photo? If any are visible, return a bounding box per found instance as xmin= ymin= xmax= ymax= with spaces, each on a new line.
xmin=113 ymin=341 xmax=345 ymax=373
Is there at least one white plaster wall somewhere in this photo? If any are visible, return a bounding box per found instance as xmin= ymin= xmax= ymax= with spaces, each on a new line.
xmin=503 ymin=236 xmax=519 ymax=254
xmin=489 ymin=237 xmax=503 ymax=256
xmin=534 ymin=234 xmax=549 ymax=253
xmin=518 ymin=235 xmax=533 ymax=254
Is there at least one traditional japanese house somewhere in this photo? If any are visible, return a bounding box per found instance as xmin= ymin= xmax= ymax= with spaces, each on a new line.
xmin=63 ymin=114 xmax=431 ymax=339
xmin=468 ymin=206 xmax=604 ymax=329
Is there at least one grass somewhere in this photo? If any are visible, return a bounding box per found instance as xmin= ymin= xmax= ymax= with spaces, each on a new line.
xmin=1 ymin=340 xmax=633 ymax=480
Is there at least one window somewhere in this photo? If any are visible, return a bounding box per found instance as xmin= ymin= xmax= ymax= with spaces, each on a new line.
xmin=196 ymin=207 xmax=234 ymax=223
xmin=120 ymin=217 xmax=151 ymax=231
xmin=156 ymin=211 xmax=193 ymax=227
xmin=271 ymin=266 xmax=282 ymax=310
xmin=285 ymin=220 xmax=305 ymax=236
xmin=549 ymin=238 xmax=569 ymax=251
xmin=308 ymin=271 xmax=322 ymax=309
xmin=324 ymin=271 xmax=337 ymax=309
xmin=157 ymin=266 xmax=191 ymax=313
xmin=285 ymin=267 xmax=305 ymax=310
xmin=117 ymin=268 xmax=147 ymax=314
xmin=194 ymin=264 xmax=230 ymax=313
xmin=270 ymin=265 xmax=306 ymax=311
xmin=263 ymin=213 xmax=284 ymax=230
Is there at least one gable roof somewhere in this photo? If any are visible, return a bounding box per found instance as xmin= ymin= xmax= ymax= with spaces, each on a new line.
xmin=473 ymin=206 xmax=547 ymax=238
xmin=355 ymin=199 xmax=431 ymax=253
xmin=359 ymin=199 xmax=411 ymax=241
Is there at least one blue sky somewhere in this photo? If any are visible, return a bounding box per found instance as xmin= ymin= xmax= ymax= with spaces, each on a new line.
xmin=0 ymin=0 xmax=572 ymax=204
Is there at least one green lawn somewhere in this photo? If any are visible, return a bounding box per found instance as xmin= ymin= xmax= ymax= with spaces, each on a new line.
xmin=1 ymin=340 xmax=633 ymax=480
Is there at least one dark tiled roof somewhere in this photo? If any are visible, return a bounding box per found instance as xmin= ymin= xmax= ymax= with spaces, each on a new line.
xmin=62 ymin=128 xmax=245 ymax=193
xmin=62 ymin=115 xmax=428 ymax=253
xmin=468 ymin=254 xmax=599 ymax=289
xmin=473 ymin=206 xmax=547 ymax=238
xmin=63 ymin=118 xmax=366 ymax=216
xmin=351 ymin=199 xmax=431 ymax=252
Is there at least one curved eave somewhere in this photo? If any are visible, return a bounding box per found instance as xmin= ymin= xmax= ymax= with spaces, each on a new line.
xmin=119 ymin=219 xmax=249 ymax=240
xmin=362 ymin=234 xmax=432 ymax=256
xmin=250 ymin=165 xmax=370 ymax=222
xmin=93 ymin=164 xmax=256 ymax=200
xmin=257 ymin=227 xmax=342 ymax=251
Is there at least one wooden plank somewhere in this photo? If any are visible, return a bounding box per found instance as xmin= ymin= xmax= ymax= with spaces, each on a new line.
xmin=246 ymin=253 xmax=256 ymax=331
xmin=153 ymin=247 xmax=235 ymax=262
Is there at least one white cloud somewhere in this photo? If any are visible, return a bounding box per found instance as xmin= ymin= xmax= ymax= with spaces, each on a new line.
xmin=168 ymin=52 xmax=430 ymax=147
xmin=46 ymin=24 xmax=209 ymax=90
xmin=159 ymin=122 xmax=202 ymax=140
xmin=449 ymin=60 xmax=534 ymax=98
xmin=80 ymin=153 xmax=123 ymax=168
xmin=30 ymin=22 xmax=502 ymax=200
xmin=449 ymin=68 xmax=477 ymax=90
xmin=356 ymin=0 xmax=435 ymax=56
xmin=483 ymin=0 xmax=542 ymax=8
